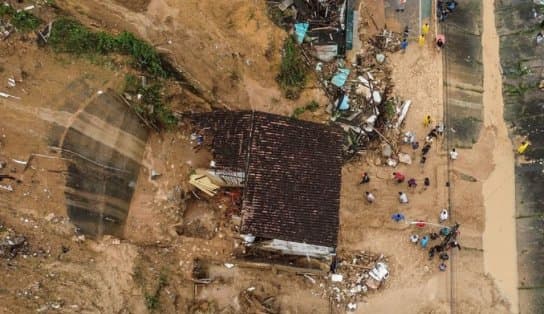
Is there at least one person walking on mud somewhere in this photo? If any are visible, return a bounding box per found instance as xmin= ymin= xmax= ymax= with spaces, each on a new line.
xmin=400 ymin=38 xmax=408 ymax=53
xmin=396 ymin=0 xmax=407 ymax=12
xmin=365 ymin=191 xmax=376 ymax=203
xmin=422 ymin=23 xmax=430 ymax=36
xmin=393 ymin=172 xmax=406 ymax=183
xmin=423 ymin=115 xmax=432 ymax=127
xmin=360 ymin=172 xmax=370 ymax=184
xmin=418 ymin=34 xmax=426 ymax=47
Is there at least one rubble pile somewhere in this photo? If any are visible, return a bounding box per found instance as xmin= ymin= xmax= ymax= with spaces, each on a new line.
xmin=239 ymin=286 xmax=280 ymax=314
xmin=0 ymin=224 xmax=30 ymax=259
xmin=268 ymin=0 xmax=409 ymax=161
xmin=306 ymin=250 xmax=388 ymax=311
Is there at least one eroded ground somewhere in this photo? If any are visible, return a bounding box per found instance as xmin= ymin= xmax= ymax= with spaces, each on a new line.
xmin=0 ymin=0 xmax=518 ymax=313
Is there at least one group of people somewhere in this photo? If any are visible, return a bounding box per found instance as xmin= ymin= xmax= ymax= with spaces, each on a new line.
xmin=410 ymin=223 xmax=461 ymax=271
xmin=437 ymin=0 xmax=458 ymax=22
xmin=361 ymin=171 xmax=431 ymax=205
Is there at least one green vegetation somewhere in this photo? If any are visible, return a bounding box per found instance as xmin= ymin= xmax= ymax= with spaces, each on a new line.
xmin=145 ymin=273 xmax=168 ymax=311
xmin=291 ymin=100 xmax=319 ymax=118
xmin=384 ymin=99 xmax=396 ymax=120
xmin=124 ymin=75 xmax=178 ymax=130
xmin=504 ymin=82 xmax=532 ymax=97
xmin=277 ymin=37 xmax=308 ymax=99
xmin=50 ymin=18 xmax=167 ymax=77
xmin=0 ymin=5 xmax=42 ymax=33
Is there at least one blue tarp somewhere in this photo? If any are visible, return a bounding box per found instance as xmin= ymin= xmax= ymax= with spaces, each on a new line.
xmin=338 ymin=95 xmax=349 ymax=110
xmin=331 ymin=68 xmax=350 ymax=87
xmin=294 ymin=23 xmax=309 ymax=44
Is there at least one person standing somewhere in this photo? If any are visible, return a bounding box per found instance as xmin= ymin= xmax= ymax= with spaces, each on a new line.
xmin=423 ymin=115 xmax=432 ymax=127
xmin=517 ymin=141 xmax=530 ymax=154
xmin=365 ymin=191 xmax=376 ymax=203
xmin=400 ymin=38 xmax=408 ymax=53
xmin=449 ymin=148 xmax=458 ymax=160
xmin=396 ymin=0 xmax=407 ymax=12
xmin=436 ymin=34 xmax=446 ymax=51
xmin=393 ymin=172 xmax=406 ymax=183
xmin=418 ymin=34 xmax=426 ymax=46
xmin=360 ymin=172 xmax=370 ymax=184
xmin=399 ymin=192 xmax=409 ymax=204
xmin=439 ymin=209 xmax=449 ymax=222
xmin=424 ymin=177 xmax=430 ymax=189
xmin=420 ymin=235 xmax=429 ymax=248
xmin=422 ymin=23 xmax=430 ymax=36
xmin=407 ymin=178 xmax=417 ymax=188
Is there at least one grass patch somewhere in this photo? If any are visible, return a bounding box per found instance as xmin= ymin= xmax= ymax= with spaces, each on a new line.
xmin=383 ymin=99 xmax=396 ymax=121
xmin=291 ymin=100 xmax=319 ymax=118
xmin=504 ymin=82 xmax=532 ymax=97
xmin=50 ymin=18 xmax=167 ymax=78
xmin=0 ymin=4 xmax=41 ymax=33
xmin=145 ymin=273 xmax=168 ymax=311
xmin=277 ymin=37 xmax=308 ymax=99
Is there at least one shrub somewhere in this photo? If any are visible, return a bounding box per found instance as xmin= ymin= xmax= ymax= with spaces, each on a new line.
xmin=277 ymin=36 xmax=308 ymax=99
xmin=50 ymin=18 xmax=167 ymax=77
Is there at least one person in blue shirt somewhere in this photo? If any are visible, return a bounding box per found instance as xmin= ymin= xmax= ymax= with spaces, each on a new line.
xmin=420 ymin=235 xmax=429 ymax=248
xmin=400 ymin=39 xmax=408 ymax=53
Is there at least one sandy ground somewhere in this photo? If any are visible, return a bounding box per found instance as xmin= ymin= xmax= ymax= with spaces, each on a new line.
xmin=481 ymin=0 xmax=519 ymax=311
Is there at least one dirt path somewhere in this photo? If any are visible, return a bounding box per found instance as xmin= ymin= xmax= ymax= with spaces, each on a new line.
xmin=481 ymin=0 xmax=518 ymax=312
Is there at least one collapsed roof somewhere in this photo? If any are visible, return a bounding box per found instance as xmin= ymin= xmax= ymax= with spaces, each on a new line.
xmin=190 ymin=111 xmax=343 ymax=248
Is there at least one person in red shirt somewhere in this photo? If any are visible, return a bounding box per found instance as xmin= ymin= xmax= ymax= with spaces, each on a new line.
xmin=393 ymin=172 xmax=405 ymax=183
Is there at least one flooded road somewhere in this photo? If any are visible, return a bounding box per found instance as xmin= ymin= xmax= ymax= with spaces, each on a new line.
xmin=481 ymin=0 xmax=518 ymax=311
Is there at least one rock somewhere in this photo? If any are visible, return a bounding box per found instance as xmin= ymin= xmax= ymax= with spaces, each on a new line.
xmin=44 ymin=213 xmax=55 ymax=222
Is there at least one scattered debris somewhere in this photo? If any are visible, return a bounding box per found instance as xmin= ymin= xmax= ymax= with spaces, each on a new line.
xmin=224 ymin=263 xmax=235 ymax=269
xmin=0 ymin=91 xmax=20 ymax=100
xmin=189 ymin=173 xmax=220 ymax=196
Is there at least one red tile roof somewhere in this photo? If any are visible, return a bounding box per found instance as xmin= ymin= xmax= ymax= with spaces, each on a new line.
xmin=190 ymin=111 xmax=343 ymax=247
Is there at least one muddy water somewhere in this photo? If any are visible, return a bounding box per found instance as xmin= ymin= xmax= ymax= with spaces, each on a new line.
xmin=481 ymin=0 xmax=518 ymax=312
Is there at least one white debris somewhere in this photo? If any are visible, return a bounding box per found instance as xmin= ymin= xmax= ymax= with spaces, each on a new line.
xmin=347 ymin=303 xmax=357 ymax=311
xmin=0 ymin=184 xmax=13 ymax=192
xmin=12 ymin=159 xmax=27 ymax=165
xmin=331 ymin=274 xmax=343 ymax=282
xmin=224 ymin=263 xmax=235 ymax=269
xmin=398 ymin=153 xmax=412 ymax=164
xmin=372 ymin=91 xmax=382 ymax=104
xmin=246 ymin=286 xmax=255 ymax=292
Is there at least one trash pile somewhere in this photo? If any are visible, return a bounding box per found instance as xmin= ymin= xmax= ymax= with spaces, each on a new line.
xmin=0 ymin=19 xmax=14 ymax=40
xmin=0 ymin=224 xmax=30 ymax=259
xmin=308 ymin=250 xmax=389 ymax=311
xmin=268 ymin=0 xmax=409 ymax=161
xmin=239 ymin=286 xmax=280 ymax=314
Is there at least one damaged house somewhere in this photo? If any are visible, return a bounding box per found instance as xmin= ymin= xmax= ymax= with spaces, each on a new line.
xmin=189 ymin=111 xmax=343 ymax=260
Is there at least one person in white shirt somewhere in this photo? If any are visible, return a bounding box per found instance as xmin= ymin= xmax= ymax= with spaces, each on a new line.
xmin=398 ymin=192 xmax=408 ymax=204
xmin=449 ymin=148 xmax=458 ymax=160
xmin=440 ymin=209 xmax=449 ymax=222
xmin=365 ymin=191 xmax=375 ymax=203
